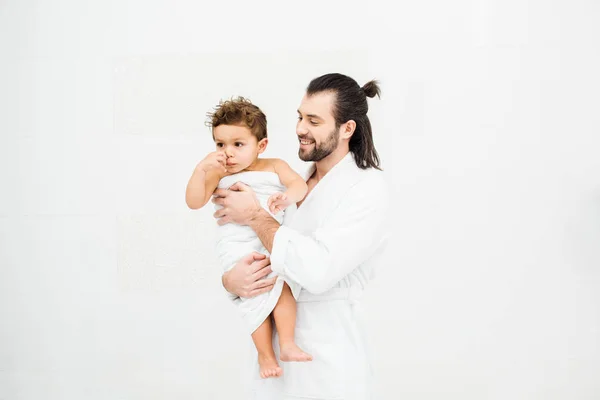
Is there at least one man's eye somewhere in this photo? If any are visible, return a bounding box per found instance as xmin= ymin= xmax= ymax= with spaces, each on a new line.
xmin=310 ymin=120 xmax=318 ymax=125
xmin=297 ymin=116 xmax=302 ymax=121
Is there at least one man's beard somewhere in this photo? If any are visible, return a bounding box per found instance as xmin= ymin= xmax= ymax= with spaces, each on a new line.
xmin=298 ymin=127 xmax=339 ymax=162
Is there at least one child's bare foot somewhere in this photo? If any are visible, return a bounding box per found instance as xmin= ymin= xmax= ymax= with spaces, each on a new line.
xmin=258 ymin=354 xmax=283 ymax=378
xmin=280 ymin=342 xmax=313 ymax=362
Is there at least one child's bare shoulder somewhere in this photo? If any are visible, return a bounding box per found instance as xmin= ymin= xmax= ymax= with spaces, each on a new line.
xmin=258 ymin=158 xmax=288 ymax=172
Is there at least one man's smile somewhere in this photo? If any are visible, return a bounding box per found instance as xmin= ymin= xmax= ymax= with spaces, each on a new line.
xmin=299 ymin=138 xmax=315 ymax=146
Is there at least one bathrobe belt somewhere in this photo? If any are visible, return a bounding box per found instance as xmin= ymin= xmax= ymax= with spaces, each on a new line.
xmin=296 ymin=286 xmax=363 ymax=303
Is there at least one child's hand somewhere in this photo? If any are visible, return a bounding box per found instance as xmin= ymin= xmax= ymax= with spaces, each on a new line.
xmin=198 ymin=151 xmax=227 ymax=175
xmin=267 ymin=192 xmax=292 ymax=215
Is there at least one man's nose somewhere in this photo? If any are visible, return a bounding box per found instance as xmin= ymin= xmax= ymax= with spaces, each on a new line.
xmin=296 ymin=121 xmax=308 ymax=135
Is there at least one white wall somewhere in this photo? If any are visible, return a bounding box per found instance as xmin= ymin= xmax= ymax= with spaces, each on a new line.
xmin=1 ymin=0 xmax=599 ymax=399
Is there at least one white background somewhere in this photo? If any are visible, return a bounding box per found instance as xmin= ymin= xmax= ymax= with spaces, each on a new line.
xmin=1 ymin=0 xmax=599 ymax=399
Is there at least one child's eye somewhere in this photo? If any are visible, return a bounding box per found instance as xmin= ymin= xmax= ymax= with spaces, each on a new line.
xmin=216 ymin=143 xmax=223 ymax=147
xmin=235 ymin=142 xmax=243 ymax=147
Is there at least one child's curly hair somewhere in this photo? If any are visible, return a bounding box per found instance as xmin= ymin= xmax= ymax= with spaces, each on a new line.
xmin=205 ymin=97 xmax=267 ymax=141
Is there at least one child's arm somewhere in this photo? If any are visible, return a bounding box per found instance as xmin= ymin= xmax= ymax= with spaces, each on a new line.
xmin=185 ymin=151 xmax=227 ymax=209
xmin=268 ymin=159 xmax=308 ymax=214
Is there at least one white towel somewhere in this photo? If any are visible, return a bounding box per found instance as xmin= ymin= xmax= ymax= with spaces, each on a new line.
xmin=215 ymin=171 xmax=301 ymax=334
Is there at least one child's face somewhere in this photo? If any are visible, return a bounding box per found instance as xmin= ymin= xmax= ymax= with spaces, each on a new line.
xmin=213 ymin=124 xmax=267 ymax=173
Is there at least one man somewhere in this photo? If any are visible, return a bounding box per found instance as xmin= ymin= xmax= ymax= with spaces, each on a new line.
xmin=212 ymin=73 xmax=390 ymax=400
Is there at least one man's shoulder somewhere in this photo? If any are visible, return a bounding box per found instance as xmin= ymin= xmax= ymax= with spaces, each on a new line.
xmin=354 ymin=166 xmax=388 ymax=190
xmin=350 ymin=167 xmax=391 ymax=211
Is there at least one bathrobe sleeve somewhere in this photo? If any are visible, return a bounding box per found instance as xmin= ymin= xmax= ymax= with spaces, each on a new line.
xmin=270 ymin=175 xmax=390 ymax=294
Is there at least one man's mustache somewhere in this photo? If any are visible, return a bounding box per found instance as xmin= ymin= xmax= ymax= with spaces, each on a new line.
xmin=298 ymin=135 xmax=314 ymax=141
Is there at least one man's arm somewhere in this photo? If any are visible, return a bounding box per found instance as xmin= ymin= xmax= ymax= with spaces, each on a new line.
xmin=212 ymin=181 xmax=282 ymax=252
xmin=212 ymin=176 xmax=390 ymax=294
xmin=268 ymin=176 xmax=390 ymax=294
xmin=247 ymin=208 xmax=281 ymax=253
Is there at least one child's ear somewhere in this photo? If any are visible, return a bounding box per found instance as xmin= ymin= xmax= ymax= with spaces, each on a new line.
xmin=257 ymin=138 xmax=268 ymax=154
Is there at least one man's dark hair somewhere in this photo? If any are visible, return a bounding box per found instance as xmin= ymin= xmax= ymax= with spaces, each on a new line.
xmin=306 ymin=73 xmax=382 ymax=170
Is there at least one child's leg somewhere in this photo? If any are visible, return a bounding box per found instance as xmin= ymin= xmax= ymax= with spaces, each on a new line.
xmin=251 ymin=316 xmax=282 ymax=378
xmin=272 ymin=282 xmax=313 ymax=362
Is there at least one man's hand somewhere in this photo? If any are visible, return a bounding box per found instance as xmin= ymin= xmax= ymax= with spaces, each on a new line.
xmin=212 ymin=182 xmax=262 ymax=226
xmin=267 ymin=192 xmax=292 ymax=215
xmin=222 ymin=252 xmax=277 ymax=298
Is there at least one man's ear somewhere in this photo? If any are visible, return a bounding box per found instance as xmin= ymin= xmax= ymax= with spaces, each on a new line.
xmin=341 ymin=120 xmax=356 ymax=140
xmin=257 ymin=138 xmax=268 ymax=153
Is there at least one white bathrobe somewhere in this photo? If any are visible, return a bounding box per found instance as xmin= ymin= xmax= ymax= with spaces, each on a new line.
xmin=244 ymin=152 xmax=391 ymax=400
